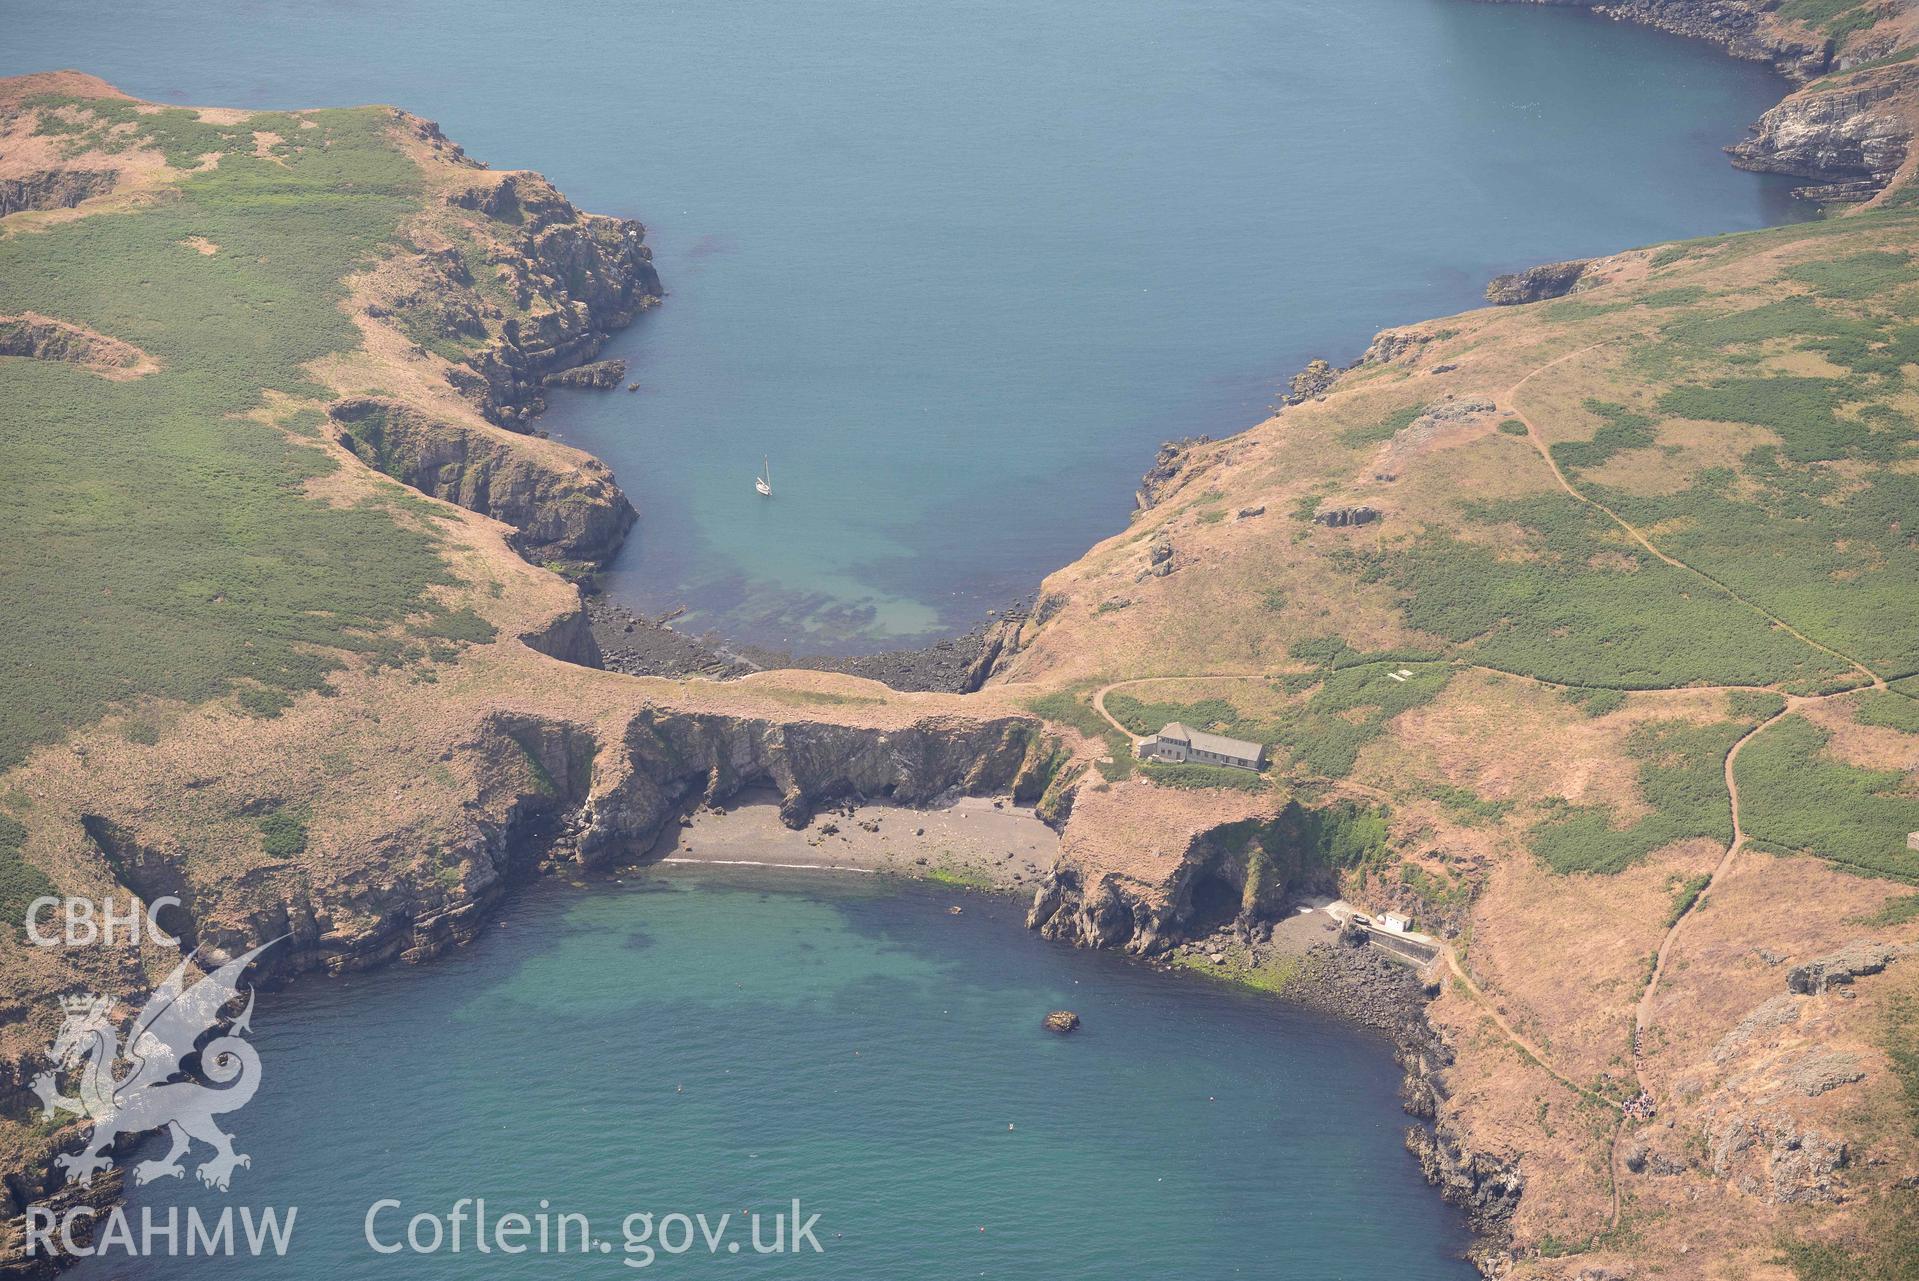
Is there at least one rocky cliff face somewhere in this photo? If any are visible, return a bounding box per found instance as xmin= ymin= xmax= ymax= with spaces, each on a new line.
xmin=1026 ymin=799 xmax=1523 ymax=1272
xmin=1728 ymin=70 xmax=1918 ymax=198
xmin=365 ymin=154 xmax=663 ymax=432
xmin=1396 ymin=1020 xmax=1524 ymax=1271
xmin=120 ymin=709 xmax=1056 ymax=980
xmin=1027 ymin=801 xmax=1348 ymax=954
xmin=0 ymin=168 xmax=115 ymax=217
xmin=0 ymin=313 xmax=152 ymax=377
xmin=1027 ymin=864 xmax=1178 ymax=953
xmin=1135 ymin=436 xmax=1212 ymax=510
xmin=581 ymin=711 xmax=1055 ymax=854
xmin=329 ymin=396 xmax=635 ymax=569
xmin=436 ymin=172 xmax=662 ymax=428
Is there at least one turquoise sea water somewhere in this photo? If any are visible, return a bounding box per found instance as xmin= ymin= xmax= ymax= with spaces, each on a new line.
xmin=67 ymin=874 xmax=1480 ymax=1278
xmin=2 ymin=0 xmax=1806 ymax=651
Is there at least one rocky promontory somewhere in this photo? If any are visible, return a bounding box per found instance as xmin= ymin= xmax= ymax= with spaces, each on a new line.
xmin=1484 ymin=258 xmax=1592 ymax=305
xmin=367 ymin=160 xmax=662 ymax=431
xmin=1728 ymin=67 xmax=1919 ymax=199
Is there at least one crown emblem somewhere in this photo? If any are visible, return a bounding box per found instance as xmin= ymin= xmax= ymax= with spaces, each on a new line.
xmin=57 ymin=993 xmax=110 ymax=1018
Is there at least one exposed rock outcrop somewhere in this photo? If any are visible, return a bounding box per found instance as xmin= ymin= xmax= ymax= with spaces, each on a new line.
xmin=517 ymin=604 xmax=604 ymax=668
xmin=1484 ymin=258 xmax=1592 ymax=305
xmin=1028 ymin=865 xmax=1176 ymax=953
xmin=1728 ymin=71 xmax=1917 ymax=199
xmin=1142 ymin=537 xmax=1176 ymax=578
xmin=1359 ymin=328 xmax=1430 ymax=367
xmin=543 ymin=357 xmax=626 ymax=390
xmin=1285 ymin=357 xmax=1340 ymax=403
xmin=1136 ymin=436 xmax=1210 ymax=510
xmin=584 ymin=711 xmax=1055 ymax=852
xmin=329 ymin=396 xmax=635 ymax=569
xmin=1314 ymin=504 xmax=1379 ymax=528
xmin=1786 ymin=940 xmax=1903 ymax=994
xmin=1706 ymin=1106 xmax=1850 ymax=1204
xmin=373 ymin=167 xmax=661 ymax=430
xmin=1405 ymin=1120 xmax=1524 ymax=1262
xmin=1395 ymin=978 xmax=1521 ymax=1268
xmin=1487 ymin=1 xmax=1918 ymax=204
xmin=1027 ymin=802 xmax=1355 ymax=955
xmin=0 ymin=168 xmax=116 ymax=217
xmin=0 ymin=313 xmax=155 ymax=379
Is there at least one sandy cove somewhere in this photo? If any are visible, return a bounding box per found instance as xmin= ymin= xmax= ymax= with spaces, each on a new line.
xmin=647 ymin=790 xmax=1058 ymax=891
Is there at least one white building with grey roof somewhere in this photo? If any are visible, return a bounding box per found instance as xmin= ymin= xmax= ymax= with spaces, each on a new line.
xmin=1135 ymin=722 xmax=1266 ymax=771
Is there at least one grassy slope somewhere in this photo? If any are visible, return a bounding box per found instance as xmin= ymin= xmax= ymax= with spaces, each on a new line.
xmin=0 ymin=96 xmax=481 ymax=773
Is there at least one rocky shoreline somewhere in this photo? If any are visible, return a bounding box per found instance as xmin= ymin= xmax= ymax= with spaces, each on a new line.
xmin=583 ymin=592 xmax=1029 ymax=693
xmin=1486 ymin=0 xmax=1916 ymax=202
xmin=1155 ymin=919 xmax=1523 ymax=1268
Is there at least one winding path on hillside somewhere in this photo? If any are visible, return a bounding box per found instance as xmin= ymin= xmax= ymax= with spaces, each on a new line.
xmin=1063 ymin=340 xmax=1909 ymax=1242
xmin=1502 ymin=342 xmax=1884 ymax=691
xmin=1499 ymin=342 xmax=1900 ymax=1238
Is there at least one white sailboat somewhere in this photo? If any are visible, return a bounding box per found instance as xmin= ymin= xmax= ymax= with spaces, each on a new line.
xmin=755 ymin=456 xmax=772 ymax=497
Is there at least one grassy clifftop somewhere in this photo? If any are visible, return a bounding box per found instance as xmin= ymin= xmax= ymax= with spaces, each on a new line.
xmin=0 ymin=85 xmax=472 ymax=771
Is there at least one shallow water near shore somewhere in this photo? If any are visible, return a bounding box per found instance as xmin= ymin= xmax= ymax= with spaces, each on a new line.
xmin=3 ymin=0 xmax=1808 ymax=652
xmin=67 ymin=873 xmax=1478 ymax=1278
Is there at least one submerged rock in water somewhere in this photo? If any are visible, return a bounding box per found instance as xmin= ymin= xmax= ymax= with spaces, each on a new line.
xmin=1043 ymin=1010 xmax=1080 ymax=1034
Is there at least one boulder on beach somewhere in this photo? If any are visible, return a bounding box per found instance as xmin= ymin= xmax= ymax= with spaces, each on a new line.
xmin=1043 ymin=1010 xmax=1080 ymax=1035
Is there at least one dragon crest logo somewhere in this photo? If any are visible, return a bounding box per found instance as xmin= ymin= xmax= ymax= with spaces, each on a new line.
xmin=32 ymin=940 xmax=279 ymax=1192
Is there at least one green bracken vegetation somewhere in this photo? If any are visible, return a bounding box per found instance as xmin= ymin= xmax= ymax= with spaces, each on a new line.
xmin=1737 ymin=715 xmax=1919 ymax=881
xmin=1728 ymin=690 xmax=1788 ymax=722
xmin=1549 ymin=400 xmax=1657 ymax=475
xmin=1599 ymin=470 xmax=1919 ymax=679
xmin=1665 ymin=874 xmax=1711 ymax=926
xmin=1421 ymin=782 xmax=1514 ymax=826
xmin=1776 ymin=0 xmax=1885 ymax=39
xmin=1378 ymin=494 xmax=1846 ymax=689
xmin=1854 ymin=690 xmax=1919 ymax=733
xmin=1104 ymin=693 xmax=1258 ymax=741
xmin=1140 ymin=761 xmax=1269 ymax=792
xmin=0 ymin=814 xmax=56 ymax=928
xmin=1658 ymin=377 xmax=1890 ymax=464
xmin=1265 ymin=662 xmax=1451 ymax=779
xmin=1562 ymin=687 xmax=1627 ymax=718
xmin=1528 ymin=719 xmax=1746 ymax=874
xmin=257 ymin=807 xmax=311 ymax=861
xmin=1098 ymin=662 xmax=1451 ymax=784
xmin=1867 ymin=893 xmax=1919 ymax=926
xmin=0 ymin=99 xmax=482 ymax=770
xmin=1784 ymin=249 xmax=1919 ymax=301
